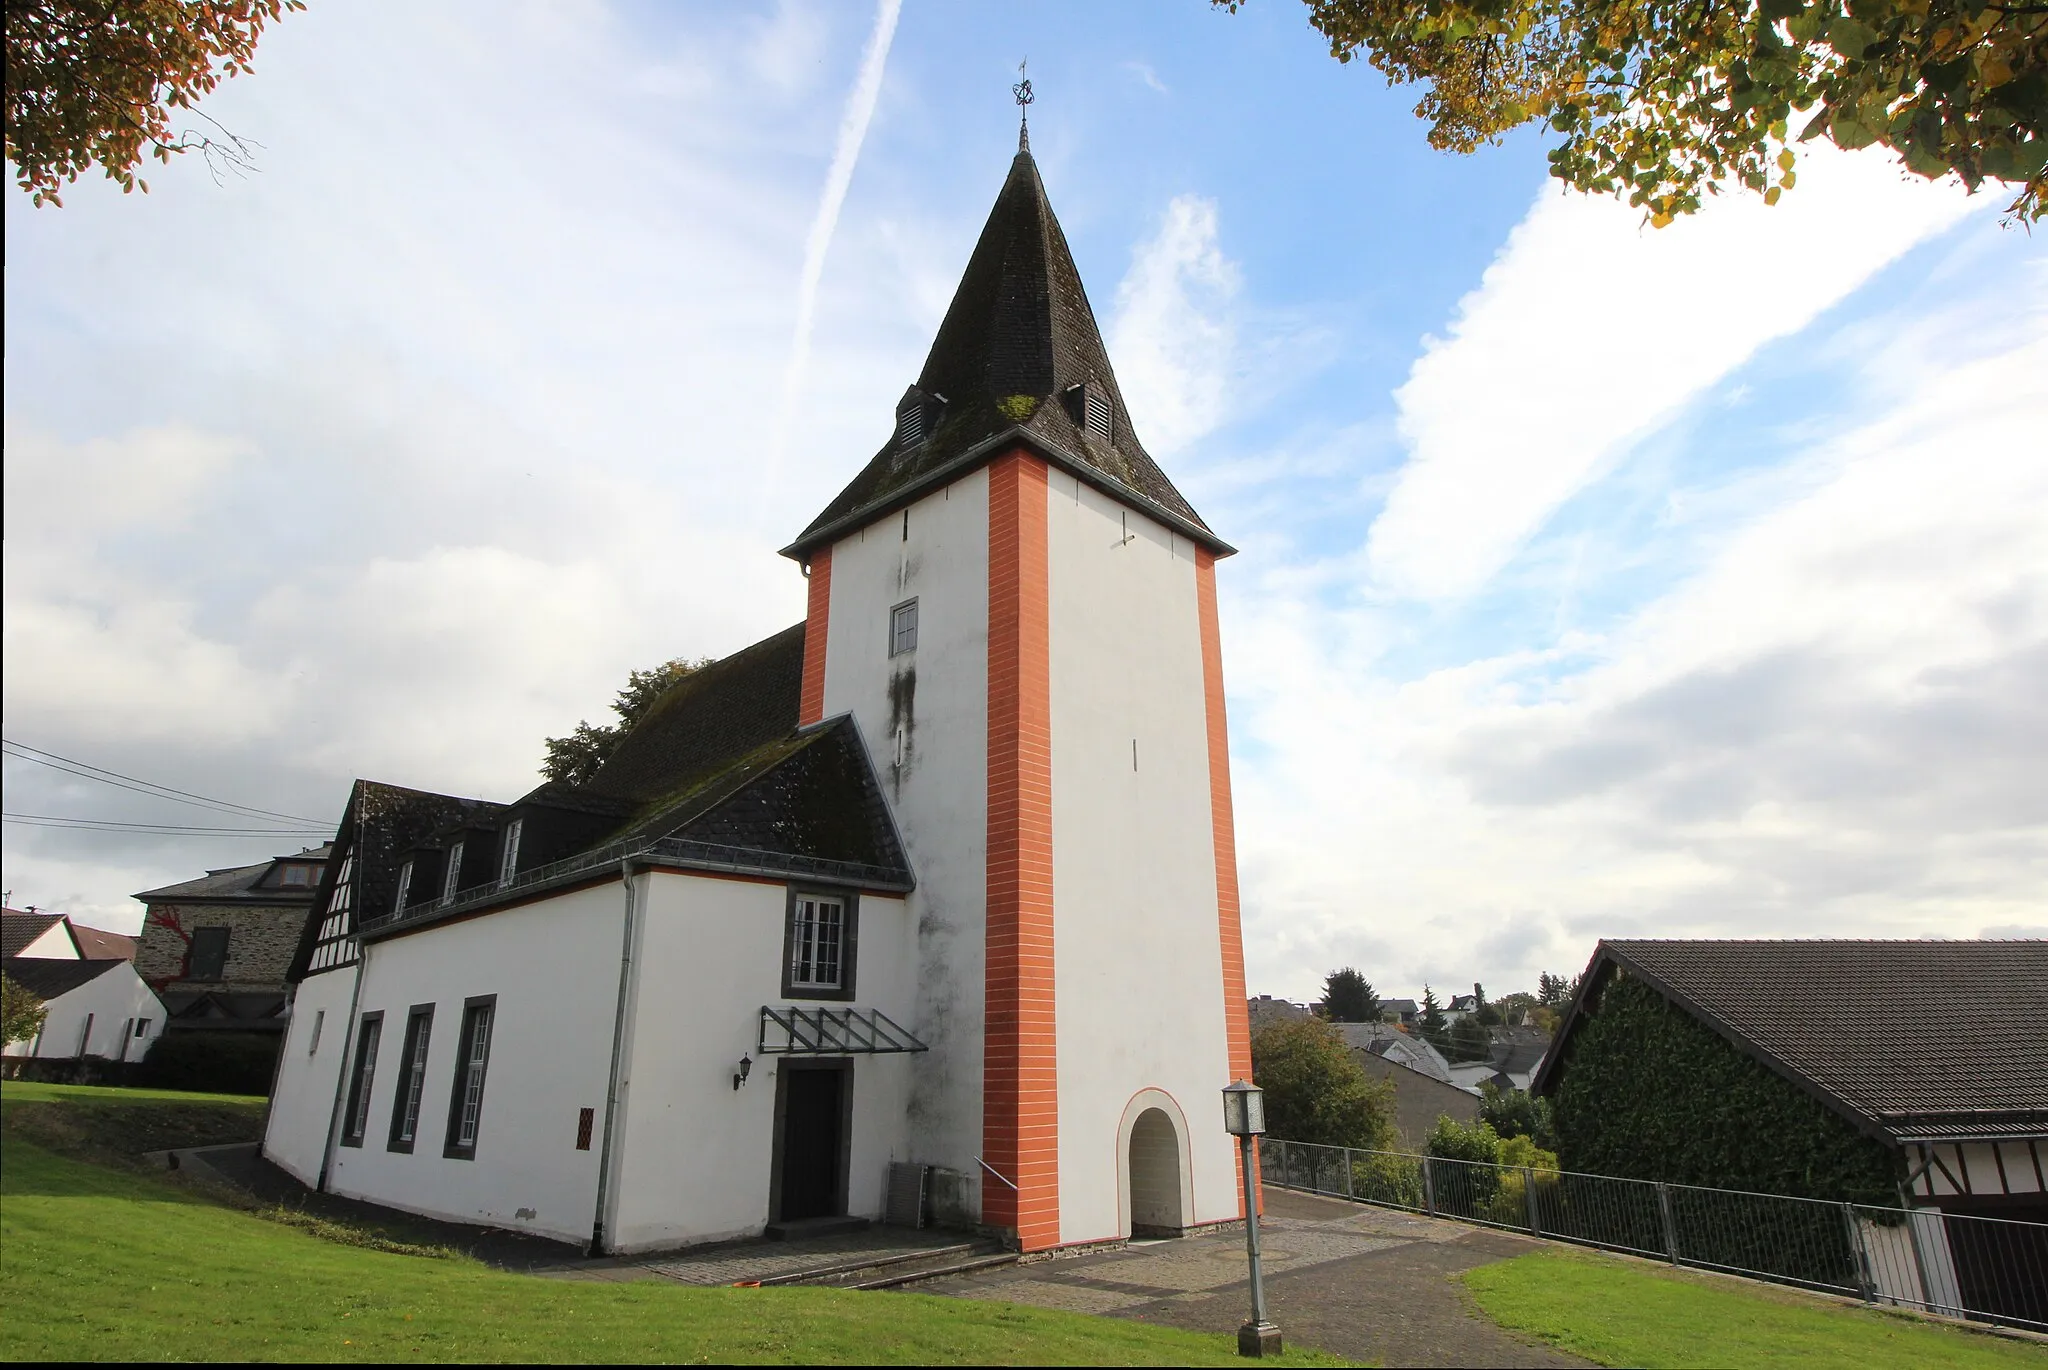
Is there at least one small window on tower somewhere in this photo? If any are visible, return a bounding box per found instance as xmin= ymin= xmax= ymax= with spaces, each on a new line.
xmin=890 ymin=599 xmax=919 ymax=657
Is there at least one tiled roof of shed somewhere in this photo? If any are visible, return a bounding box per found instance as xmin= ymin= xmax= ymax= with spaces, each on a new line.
xmin=1535 ymin=939 xmax=2048 ymax=1144
xmin=786 ymin=148 xmax=1222 ymax=558
xmin=2 ymin=911 xmax=69 ymax=958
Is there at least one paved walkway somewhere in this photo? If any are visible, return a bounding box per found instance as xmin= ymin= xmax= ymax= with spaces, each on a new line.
xmin=191 ymin=1145 xmax=1582 ymax=1363
xmin=921 ymin=1189 xmax=1590 ymax=1368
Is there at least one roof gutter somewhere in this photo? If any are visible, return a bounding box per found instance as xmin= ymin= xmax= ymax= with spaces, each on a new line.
xmin=589 ymin=856 xmax=642 ymax=1255
xmin=777 ymin=425 xmax=1236 ymax=563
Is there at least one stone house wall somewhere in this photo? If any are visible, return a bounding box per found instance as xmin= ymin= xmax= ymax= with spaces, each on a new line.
xmin=134 ymin=901 xmax=313 ymax=993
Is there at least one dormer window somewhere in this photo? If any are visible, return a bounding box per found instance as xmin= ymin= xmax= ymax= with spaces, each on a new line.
xmin=443 ymin=841 xmax=465 ymax=901
xmin=280 ymin=864 xmax=313 ymax=887
xmin=895 ymin=401 xmax=926 ymax=447
xmin=1064 ymin=382 xmax=1112 ymax=440
xmin=392 ymin=860 xmax=414 ymax=914
xmin=498 ymin=819 xmax=523 ymax=888
xmin=893 ymin=387 xmax=945 ymax=451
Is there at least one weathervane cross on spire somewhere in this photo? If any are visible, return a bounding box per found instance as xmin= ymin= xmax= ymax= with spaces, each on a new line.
xmin=1013 ymin=59 xmax=1033 ymax=152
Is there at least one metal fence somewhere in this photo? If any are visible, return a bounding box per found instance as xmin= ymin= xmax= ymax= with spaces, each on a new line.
xmin=1260 ymin=1137 xmax=2048 ymax=1334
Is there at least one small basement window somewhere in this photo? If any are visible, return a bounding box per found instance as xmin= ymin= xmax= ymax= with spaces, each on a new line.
xmin=890 ymin=599 xmax=919 ymax=657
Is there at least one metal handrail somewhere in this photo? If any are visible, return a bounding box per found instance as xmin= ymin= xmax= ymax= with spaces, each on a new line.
xmin=1259 ymin=1136 xmax=2048 ymax=1334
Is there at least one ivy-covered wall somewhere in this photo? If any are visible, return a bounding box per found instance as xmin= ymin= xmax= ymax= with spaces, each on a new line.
xmin=1550 ymin=971 xmax=1901 ymax=1205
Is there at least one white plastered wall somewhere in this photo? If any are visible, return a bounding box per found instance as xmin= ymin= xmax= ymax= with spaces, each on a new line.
xmin=320 ymin=882 xmax=624 ymax=1246
xmin=1046 ymin=471 xmax=1238 ymax=1243
xmin=820 ymin=468 xmax=990 ymax=1194
xmin=604 ymin=873 xmax=914 ymax=1252
xmin=3 ymin=964 xmax=165 ymax=1062
xmin=264 ymin=964 xmax=360 ymax=1187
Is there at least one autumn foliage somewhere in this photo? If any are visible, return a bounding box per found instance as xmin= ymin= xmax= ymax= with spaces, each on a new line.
xmin=1229 ymin=0 xmax=2047 ymax=222
xmin=5 ymin=0 xmax=303 ymax=206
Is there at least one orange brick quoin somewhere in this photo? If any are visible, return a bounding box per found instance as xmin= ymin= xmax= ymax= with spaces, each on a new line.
xmin=799 ymin=546 xmax=832 ymax=727
xmin=1198 ymin=547 xmax=1260 ymax=1214
xmin=985 ymin=449 xmax=1059 ymax=1249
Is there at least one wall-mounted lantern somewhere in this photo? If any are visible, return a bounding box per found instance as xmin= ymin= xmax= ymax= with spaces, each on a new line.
xmin=733 ymin=1053 xmax=752 ymax=1091
xmin=1222 ymin=1080 xmax=1280 ymax=1357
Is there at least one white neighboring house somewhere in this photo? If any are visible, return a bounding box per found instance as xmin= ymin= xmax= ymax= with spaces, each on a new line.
xmin=3 ymin=957 xmax=165 ymax=1062
xmin=263 ymin=135 xmax=1254 ymax=1257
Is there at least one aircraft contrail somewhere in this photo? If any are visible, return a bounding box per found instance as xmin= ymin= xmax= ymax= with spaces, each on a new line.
xmin=767 ymin=0 xmax=903 ymax=496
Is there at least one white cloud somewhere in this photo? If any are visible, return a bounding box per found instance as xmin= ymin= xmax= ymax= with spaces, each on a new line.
xmin=1229 ymin=283 xmax=2048 ymax=1001
xmin=1368 ymin=149 xmax=1980 ymax=600
xmin=0 ymin=1 xmax=923 ymax=916
xmin=1109 ymin=194 xmax=1241 ymax=455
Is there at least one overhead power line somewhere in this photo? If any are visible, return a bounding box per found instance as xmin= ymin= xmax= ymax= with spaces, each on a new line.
xmin=3 ymin=812 xmax=329 ymax=837
xmin=0 ymin=739 xmax=328 ymax=826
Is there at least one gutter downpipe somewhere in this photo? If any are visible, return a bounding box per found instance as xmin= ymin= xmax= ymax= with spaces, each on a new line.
xmin=315 ymin=942 xmax=370 ymax=1193
xmin=590 ymin=856 xmax=641 ymax=1255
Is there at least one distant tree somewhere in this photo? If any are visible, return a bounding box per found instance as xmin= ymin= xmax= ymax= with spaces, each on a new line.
xmin=1479 ymin=1081 xmax=1559 ymax=1151
xmin=1497 ymin=991 xmax=1538 ymax=1026
xmin=2 ymin=975 xmax=47 ymax=1046
xmin=1474 ymin=1001 xmax=1504 ymax=1028
xmin=1447 ymin=1013 xmax=1493 ymax=1062
xmin=542 ymin=656 xmax=714 ymax=785
xmin=1220 ymin=0 xmax=2048 ymax=223
xmin=1537 ymin=972 xmax=1581 ymax=1008
xmin=6 ymin=0 xmax=305 ymax=207
xmin=1250 ymin=1016 xmax=1398 ymax=1150
xmin=1418 ymin=984 xmax=1448 ymax=1046
xmin=1319 ymin=967 xmax=1379 ymax=1023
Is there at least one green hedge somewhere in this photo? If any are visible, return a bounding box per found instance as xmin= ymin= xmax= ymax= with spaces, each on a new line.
xmin=134 ymin=1032 xmax=279 ymax=1097
xmin=1550 ymin=972 xmax=1899 ymax=1205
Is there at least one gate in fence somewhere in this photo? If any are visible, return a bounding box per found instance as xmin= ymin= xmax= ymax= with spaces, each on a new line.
xmin=1260 ymin=1136 xmax=2048 ymax=1334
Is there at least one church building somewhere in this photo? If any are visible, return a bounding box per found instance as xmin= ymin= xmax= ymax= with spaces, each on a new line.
xmin=262 ymin=130 xmax=1254 ymax=1255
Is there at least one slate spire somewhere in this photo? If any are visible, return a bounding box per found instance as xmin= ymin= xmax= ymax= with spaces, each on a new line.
xmin=785 ymin=142 xmax=1223 ymax=559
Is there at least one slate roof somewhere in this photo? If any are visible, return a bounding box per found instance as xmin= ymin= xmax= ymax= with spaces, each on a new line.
xmin=584 ymin=624 xmax=807 ymax=807
xmin=321 ymin=624 xmax=908 ymax=951
xmin=1533 ymin=939 xmax=2048 ymax=1145
xmin=134 ymin=843 xmax=333 ymax=904
xmin=785 ymin=146 xmax=1227 ymax=561
xmin=2 ymin=911 xmax=71 ymax=958
xmin=2 ymin=955 xmax=123 ymax=999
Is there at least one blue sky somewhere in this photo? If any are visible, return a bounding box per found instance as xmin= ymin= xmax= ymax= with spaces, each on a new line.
xmin=5 ymin=0 xmax=2044 ymax=1002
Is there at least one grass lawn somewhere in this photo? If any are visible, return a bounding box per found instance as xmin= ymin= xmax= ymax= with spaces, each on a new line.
xmin=0 ymin=1086 xmax=1343 ymax=1365
xmin=1465 ymin=1248 xmax=2048 ymax=1370
xmin=1 ymin=1080 xmax=267 ymax=1108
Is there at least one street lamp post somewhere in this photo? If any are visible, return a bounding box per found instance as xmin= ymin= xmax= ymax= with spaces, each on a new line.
xmin=1222 ymin=1080 xmax=1281 ymax=1357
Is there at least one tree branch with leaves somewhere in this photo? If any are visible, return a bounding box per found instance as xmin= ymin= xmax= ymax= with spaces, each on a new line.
xmin=1223 ymin=0 xmax=2046 ymax=221
xmin=5 ymin=0 xmax=304 ymax=207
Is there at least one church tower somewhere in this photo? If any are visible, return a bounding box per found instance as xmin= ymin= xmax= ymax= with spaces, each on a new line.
xmin=783 ymin=137 xmax=1252 ymax=1249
